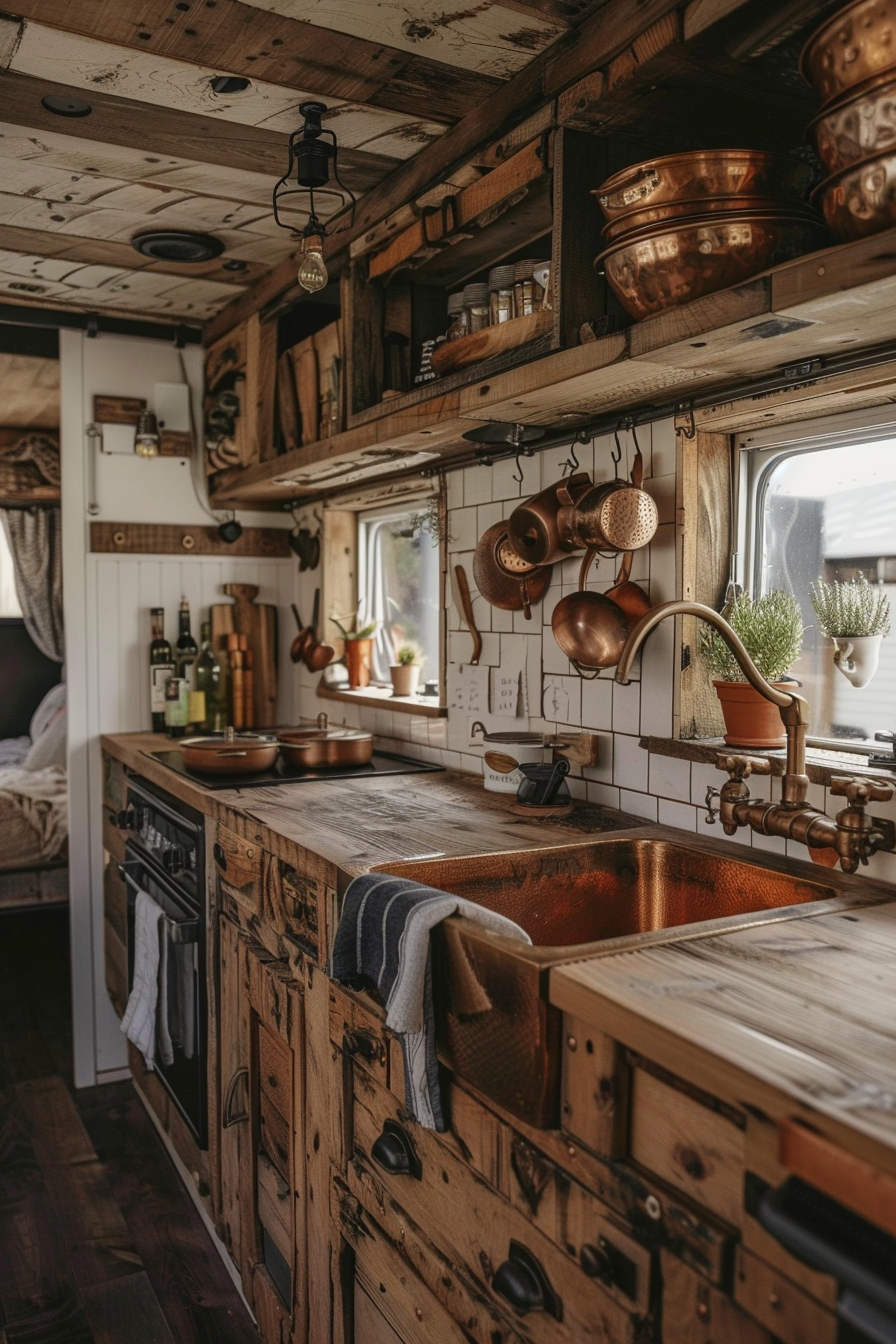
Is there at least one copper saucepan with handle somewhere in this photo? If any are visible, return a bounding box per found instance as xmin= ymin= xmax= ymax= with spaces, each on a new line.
xmin=507 ymin=472 xmax=593 ymax=567
xmin=605 ymin=549 xmax=652 ymax=622
xmin=180 ymin=728 xmax=280 ymax=775
xmin=277 ymin=712 xmax=374 ymax=769
xmin=551 ymin=549 xmax=631 ymax=677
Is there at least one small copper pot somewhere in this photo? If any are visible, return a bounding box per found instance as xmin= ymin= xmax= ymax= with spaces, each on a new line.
xmin=808 ymin=69 xmax=896 ymax=174
xmin=278 ymin=714 xmax=373 ymax=769
xmin=507 ymin=472 xmax=592 ymax=567
xmin=595 ymin=150 xmax=814 ymax=221
xmin=551 ymin=551 xmax=631 ymax=676
xmin=812 ymin=145 xmax=896 ymax=239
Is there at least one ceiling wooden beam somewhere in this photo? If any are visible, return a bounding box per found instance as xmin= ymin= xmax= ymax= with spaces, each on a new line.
xmin=0 ymin=70 xmax=399 ymax=190
xmin=0 ymin=224 xmax=266 ymax=285
xmin=203 ymin=0 xmax=684 ymax=342
xmin=8 ymin=0 xmax=502 ymax=124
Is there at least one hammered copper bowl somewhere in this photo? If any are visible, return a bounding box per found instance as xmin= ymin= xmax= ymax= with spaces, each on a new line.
xmin=601 ymin=194 xmax=807 ymax=243
xmin=596 ymin=212 xmax=830 ymax=321
xmin=801 ymin=0 xmax=896 ymax=106
xmin=594 ymin=150 xmax=814 ymax=221
xmin=812 ymin=146 xmax=896 ymax=238
xmin=808 ymin=69 xmax=896 ymax=173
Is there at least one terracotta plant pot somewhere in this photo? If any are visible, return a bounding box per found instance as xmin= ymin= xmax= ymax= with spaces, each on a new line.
xmin=713 ymin=680 xmax=789 ymax=748
xmin=345 ymin=638 xmax=373 ymax=690
xmin=390 ymin=663 xmax=420 ymax=697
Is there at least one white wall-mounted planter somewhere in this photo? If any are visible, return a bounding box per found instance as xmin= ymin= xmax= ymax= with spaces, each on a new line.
xmin=832 ymin=634 xmax=883 ymax=689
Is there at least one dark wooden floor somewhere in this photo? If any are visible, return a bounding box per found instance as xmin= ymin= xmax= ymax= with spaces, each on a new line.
xmin=0 ymin=905 xmax=259 ymax=1344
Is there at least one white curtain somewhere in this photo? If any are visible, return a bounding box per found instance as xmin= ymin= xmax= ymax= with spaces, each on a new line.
xmin=0 ymin=506 xmax=65 ymax=663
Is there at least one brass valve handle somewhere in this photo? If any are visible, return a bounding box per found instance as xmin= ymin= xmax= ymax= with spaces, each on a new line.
xmin=716 ymin=754 xmax=773 ymax=781
xmin=830 ymin=776 xmax=894 ymax=806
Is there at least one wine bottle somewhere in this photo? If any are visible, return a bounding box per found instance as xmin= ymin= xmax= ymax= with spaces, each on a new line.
xmin=149 ymin=607 xmax=175 ymax=733
xmin=176 ymin=596 xmax=199 ymax=688
xmin=194 ymin=621 xmax=224 ymax=730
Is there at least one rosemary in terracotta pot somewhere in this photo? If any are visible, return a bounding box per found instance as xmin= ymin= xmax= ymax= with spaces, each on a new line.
xmin=390 ymin=643 xmax=422 ymax=698
xmin=810 ymin=575 xmax=891 ymax=689
xmin=331 ymin=610 xmax=377 ymax=689
xmin=699 ymin=590 xmax=803 ymax=747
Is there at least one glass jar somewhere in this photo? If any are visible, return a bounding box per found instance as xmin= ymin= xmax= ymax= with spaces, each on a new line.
xmin=446 ymin=291 xmax=468 ymax=341
xmin=513 ymin=259 xmax=549 ymax=318
xmin=462 ymin=282 xmax=490 ymax=333
xmin=488 ymin=264 xmax=515 ymax=325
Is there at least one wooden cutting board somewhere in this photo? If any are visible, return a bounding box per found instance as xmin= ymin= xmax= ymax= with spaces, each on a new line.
xmin=210 ymin=583 xmax=278 ymax=728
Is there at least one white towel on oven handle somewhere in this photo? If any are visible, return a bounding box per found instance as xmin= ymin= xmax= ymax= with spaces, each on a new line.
xmin=121 ymin=888 xmax=168 ymax=1069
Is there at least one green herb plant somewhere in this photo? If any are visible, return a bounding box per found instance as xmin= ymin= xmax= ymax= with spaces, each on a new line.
xmin=699 ymin=590 xmax=803 ymax=683
xmin=809 ymin=576 xmax=891 ymax=639
xmin=330 ymin=609 xmax=377 ymax=641
xmin=394 ymin=643 xmax=420 ymax=666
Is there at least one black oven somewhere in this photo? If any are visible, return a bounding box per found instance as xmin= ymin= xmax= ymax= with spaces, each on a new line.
xmin=115 ymin=774 xmax=208 ymax=1148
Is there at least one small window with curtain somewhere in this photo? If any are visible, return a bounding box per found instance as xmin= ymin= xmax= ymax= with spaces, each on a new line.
xmin=0 ymin=522 xmax=22 ymax=618
xmin=736 ymin=409 xmax=896 ymax=751
xmin=358 ymin=502 xmax=440 ymax=686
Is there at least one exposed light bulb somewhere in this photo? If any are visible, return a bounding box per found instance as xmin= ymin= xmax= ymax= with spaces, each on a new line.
xmin=297 ymin=232 xmax=328 ymax=292
xmin=134 ymin=409 xmax=160 ymax=457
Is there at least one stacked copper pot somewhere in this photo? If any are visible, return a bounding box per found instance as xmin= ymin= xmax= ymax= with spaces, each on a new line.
xmin=593 ymin=150 xmax=826 ymax=320
xmin=803 ymin=0 xmax=896 ymax=239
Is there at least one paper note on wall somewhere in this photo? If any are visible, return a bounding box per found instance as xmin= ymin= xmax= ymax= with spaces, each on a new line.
xmin=448 ymin=663 xmax=489 ymax=714
xmin=542 ymin=676 xmax=571 ymax=722
xmin=491 ymin=668 xmax=521 ymax=717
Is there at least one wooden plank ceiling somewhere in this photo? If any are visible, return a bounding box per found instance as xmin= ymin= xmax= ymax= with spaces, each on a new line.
xmin=0 ymin=1 xmax=595 ymax=326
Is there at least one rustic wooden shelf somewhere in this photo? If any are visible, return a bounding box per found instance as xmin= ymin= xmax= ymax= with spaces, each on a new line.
xmin=316 ymin=683 xmax=446 ymax=717
xmin=210 ymin=229 xmax=896 ymax=508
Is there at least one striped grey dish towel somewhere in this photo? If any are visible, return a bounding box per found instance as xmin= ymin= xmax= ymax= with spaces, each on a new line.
xmin=330 ymin=873 xmax=530 ymax=1131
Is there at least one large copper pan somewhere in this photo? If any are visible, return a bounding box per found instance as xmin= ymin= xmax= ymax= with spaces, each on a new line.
xmin=812 ymin=146 xmax=896 ymax=239
xmin=801 ymin=0 xmax=896 ymax=106
xmin=808 ymin=69 xmax=896 ymax=174
xmin=595 ymin=150 xmax=813 ymax=221
xmin=601 ymin=195 xmax=818 ymax=243
xmin=277 ymin=714 xmax=373 ymax=769
xmin=551 ymin=550 xmax=631 ymax=676
xmin=597 ymin=211 xmax=830 ymax=321
xmin=472 ymin=521 xmax=551 ymax=617
xmin=180 ymin=731 xmax=279 ymax=776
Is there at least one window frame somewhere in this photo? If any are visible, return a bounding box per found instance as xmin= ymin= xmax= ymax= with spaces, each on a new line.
xmin=357 ymin=500 xmax=442 ymax=686
xmin=734 ymin=403 xmax=896 ymax=755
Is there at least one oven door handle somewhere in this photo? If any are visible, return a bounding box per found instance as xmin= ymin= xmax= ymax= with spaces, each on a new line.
xmin=118 ymin=863 xmax=199 ymax=945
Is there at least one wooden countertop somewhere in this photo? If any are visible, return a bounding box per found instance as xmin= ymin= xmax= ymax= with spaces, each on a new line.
xmin=552 ymin=897 xmax=896 ymax=1175
xmin=101 ymin=731 xmax=643 ymax=874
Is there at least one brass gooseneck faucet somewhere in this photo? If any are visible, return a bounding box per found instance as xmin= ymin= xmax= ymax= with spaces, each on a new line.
xmin=615 ymin=601 xmax=895 ymax=873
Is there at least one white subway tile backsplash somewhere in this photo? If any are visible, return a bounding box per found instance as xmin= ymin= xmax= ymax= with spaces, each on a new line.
xmin=451 ymin=506 xmax=479 ymax=553
xmin=648 ymin=753 xmax=691 ymax=801
xmin=587 ymin=780 xmax=620 ymax=809
xmin=658 ymin=798 xmax=697 ymax=831
xmin=640 ymin=617 xmax=674 ymax=737
xmin=614 ymin=733 xmax=648 ymax=791
xmin=612 ymin=679 xmax=641 ymax=735
xmin=651 ymin=419 xmax=677 ymax=478
xmin=620 ymin=790 xmax=658 ymax=821
xmin=476 ymin=500 xmax=504 ymax=534
xmin=650 ymin=473 xmax=676 ymax=526
xmin=464 ymin=467 xmax=495 ymax=507
xmin=581 ymin=674 xmax=613 ymax=732
xmin=492 ymin=606 xmax=514 ymax=633
xmin=648 ymin=524 xmax=676 ymax=604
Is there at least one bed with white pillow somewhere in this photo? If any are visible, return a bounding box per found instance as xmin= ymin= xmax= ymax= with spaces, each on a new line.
xmin=0 ymin=682 xmax=68 ymax=908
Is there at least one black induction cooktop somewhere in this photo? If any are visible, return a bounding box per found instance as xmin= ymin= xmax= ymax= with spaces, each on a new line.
xmin=149 ymin=748 xmax=444 ymax=790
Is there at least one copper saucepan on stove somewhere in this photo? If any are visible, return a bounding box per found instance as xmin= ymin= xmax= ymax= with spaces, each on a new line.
xmin=473 ymin=521 xmax=551 ymax=618
xmin=277 ymin=713 xmax=374 ymax=769
xmin=180 ymin=729 xmax=280 ymax=776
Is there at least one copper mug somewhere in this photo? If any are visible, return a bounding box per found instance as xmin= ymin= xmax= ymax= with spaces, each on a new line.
xmin=507 ymin=472 xmax=592 ymax=567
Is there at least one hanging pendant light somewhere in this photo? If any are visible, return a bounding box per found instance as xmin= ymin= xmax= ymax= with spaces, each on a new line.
xmin=134 ymin=409 xmax=161 ymax=457
xmin=272 ymin=101 xmax=356 ymax=294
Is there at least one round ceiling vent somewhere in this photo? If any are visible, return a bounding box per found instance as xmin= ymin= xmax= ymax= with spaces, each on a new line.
xmin=131 ymin=231 xmax=225 ymax=263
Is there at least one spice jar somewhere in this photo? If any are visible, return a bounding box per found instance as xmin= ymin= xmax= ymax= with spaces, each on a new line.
xmin=446 ymin=291 xmax=468 ymax=341
xmin=513 ymin=259 xmax=549 ymax=318
xmin=488 ymin=264 xmax=515 ymax=325
xmin=462 ymin=282 xmax=490 ymax=333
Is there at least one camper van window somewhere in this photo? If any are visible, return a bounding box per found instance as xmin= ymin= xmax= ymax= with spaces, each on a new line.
xmin=737 ymin=411 xmax=896 ymax=751
xmin=358 ymin=503 xmax=440 ymax=685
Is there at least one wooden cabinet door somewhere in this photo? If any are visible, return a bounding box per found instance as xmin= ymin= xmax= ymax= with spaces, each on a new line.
xmin=216 ymin=912 xmax=252 ymax=1281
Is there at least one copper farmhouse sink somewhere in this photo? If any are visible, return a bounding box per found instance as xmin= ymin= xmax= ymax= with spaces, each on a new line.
xmin=375 ymin=828 xmax=849 ymax=1127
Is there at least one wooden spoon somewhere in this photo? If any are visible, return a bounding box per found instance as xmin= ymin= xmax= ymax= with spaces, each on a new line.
xmin=484 ymin=750 xmax=520 ymax=774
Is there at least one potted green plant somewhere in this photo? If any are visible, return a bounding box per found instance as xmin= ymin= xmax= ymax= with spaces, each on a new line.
xmin=699 ymin=590 xmax=803 ymax=747
xmin=810 ymin=576 xmax=891 ymax=689
xmin=390 ymin=643 xmax=422 ymax=697
xmin=331 ymin=609 xmax=377 ymax=689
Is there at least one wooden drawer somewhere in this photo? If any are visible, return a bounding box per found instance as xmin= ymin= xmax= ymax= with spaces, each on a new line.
xmin=257 ymin=1150 xmax=293 ymax=1267
xmin=260 ymin=1081 xmax=292 ymax=1185
xmin=734 ymin=1246 xmax=837 ymax=1344
xmin=214 ymin=823 xmax=263 ymax=916
xmin=628 ymin=1066 xmax=745 ymax=1227
xmin=561 ymin=1015 xmax=627 ymax=1160
xmin=328 ymin=979 xmax=391 ymax=1092
xmin=258 ymin=1018 xmax=292 ymax=1125
xmin=347 ymin=1067 xmax=650 ymax=1344
xmin=661 ymin=1250 xmax=773 ymax=1344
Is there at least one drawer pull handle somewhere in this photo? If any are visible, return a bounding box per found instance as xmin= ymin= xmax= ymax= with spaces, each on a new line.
xmin=222 ymin=1066 xmax=249 ymax=1128
xmin=372 ymin=1121 xmax=421 ymax=1180
xmin=344 ymin=1028 xmax=386 ymax=1066
xmin=580 ymin=1237 xmax=638 ymax=1300
xmin=213 ymin=842 xmax=227 ymax=871
xmin=493 ymin=1241 xmax=562 ymax=1320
